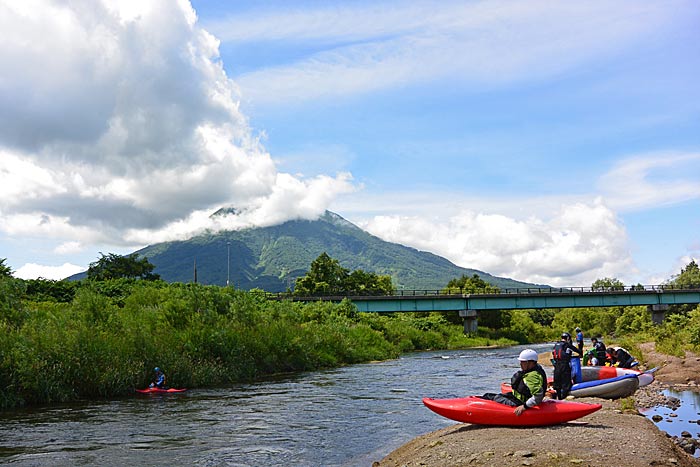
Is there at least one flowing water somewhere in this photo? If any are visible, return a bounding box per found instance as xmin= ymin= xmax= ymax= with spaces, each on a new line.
xmin=1 ymin=343 xmax=697 ymax=466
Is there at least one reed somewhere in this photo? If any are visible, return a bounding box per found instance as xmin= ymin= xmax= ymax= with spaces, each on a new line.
xmin=1 ymin=279 xmax=501 ymax=408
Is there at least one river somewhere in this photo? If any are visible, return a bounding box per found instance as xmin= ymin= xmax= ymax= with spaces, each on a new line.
xmin=0 ymin=343 xmax=696 ymax=466
xmin=1 ymin=344 xmax=550 ymax=466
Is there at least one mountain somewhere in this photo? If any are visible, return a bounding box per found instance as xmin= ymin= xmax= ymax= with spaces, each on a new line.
xmin=120 ymin=211 xmax=542 ymax=292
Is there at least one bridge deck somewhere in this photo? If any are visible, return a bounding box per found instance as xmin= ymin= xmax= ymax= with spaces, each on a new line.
xmin=276 ymin=286 xmax=700 ymax=312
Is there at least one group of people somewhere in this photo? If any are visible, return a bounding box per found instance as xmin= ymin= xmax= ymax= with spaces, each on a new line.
xmin=482 ymin=328 xmax=638 ymax=415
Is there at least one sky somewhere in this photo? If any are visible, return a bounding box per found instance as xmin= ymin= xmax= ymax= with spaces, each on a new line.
xmin=1 ymin=0 xmax=698 ymax=287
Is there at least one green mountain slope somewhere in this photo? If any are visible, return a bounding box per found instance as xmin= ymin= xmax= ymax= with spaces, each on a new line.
xmin=130 ymin=211 xmax=542 ymax=292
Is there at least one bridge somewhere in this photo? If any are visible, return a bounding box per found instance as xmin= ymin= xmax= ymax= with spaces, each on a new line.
xmin=277 ymin=285 xmax=700 ymax=333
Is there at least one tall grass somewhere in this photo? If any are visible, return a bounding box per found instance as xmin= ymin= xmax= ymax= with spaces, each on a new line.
xmin=0 ymin=278 xmax=519 ymax=409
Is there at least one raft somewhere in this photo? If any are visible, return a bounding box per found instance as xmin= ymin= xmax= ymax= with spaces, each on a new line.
xmin=569 ymin=373 xmax=639 ymax=399
xmin=580 ymin=366 xmax=655 ymax=387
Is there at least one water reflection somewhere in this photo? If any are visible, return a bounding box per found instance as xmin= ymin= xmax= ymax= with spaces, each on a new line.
xmin=639 ymin=389 xmax=700 ymax=457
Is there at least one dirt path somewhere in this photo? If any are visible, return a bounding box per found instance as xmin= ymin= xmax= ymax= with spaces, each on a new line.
xmin=374 ymin=343 xmax=700 ymax=467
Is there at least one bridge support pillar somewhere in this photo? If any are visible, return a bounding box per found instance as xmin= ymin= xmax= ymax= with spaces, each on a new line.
xmin=459 ymin=309 xmax=478 ymax=335
xmin=648 ymin=304 xmax=668 ymax=324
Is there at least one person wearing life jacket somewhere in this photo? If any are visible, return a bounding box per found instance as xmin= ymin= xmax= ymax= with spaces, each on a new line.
xmin=606 ymin=347 xmax=637 ymax=368
xmin=583 ymin=348 xmax=598 ymax=366
xmin=551 ymin=332 xmax=581 ymax=400
xmin=575 ymin=327 xmax=584 ymax=354
xmin=591 ymin=337 xmax=607 ymax=366
xmin=479 ymin=349 xmax=547 ymax=416
xmin=150 ymin=367 xmax=166 ymax=388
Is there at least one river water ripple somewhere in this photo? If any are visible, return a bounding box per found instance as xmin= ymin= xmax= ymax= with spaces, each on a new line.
xmin=1 ymin=343 xmax=696 ymax=466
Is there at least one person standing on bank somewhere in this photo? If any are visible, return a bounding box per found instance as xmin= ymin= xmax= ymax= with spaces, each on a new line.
xmin=552 ymin=333 xmax=581 ymax=400
xmin=479 ymin=349 xmax=547 ymax=415
xmin=575 ymin=327 xmax=584 ymax=354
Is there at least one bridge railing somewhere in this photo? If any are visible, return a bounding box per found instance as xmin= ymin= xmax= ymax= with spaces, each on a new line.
xmin=264 ymin=283 xmax=700 ymax=300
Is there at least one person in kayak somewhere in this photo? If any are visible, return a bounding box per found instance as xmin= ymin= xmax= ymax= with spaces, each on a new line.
xmin=591 ymin=337 xmax=607 ymax=365
xmin=150 ymin=367 xmax=166 ymax=389
xmin=552 ymin=332 xmax=581 ymax=400
xmin=479 ymin=349 xmax=547 ymax=416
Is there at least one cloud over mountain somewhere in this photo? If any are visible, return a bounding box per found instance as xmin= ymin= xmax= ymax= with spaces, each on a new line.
xmin=0 ymin=0 xmax=354 ymax=256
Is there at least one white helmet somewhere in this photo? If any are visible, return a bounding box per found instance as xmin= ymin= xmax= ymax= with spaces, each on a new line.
xmin=518 ymin=349 xmax=539 ymax=362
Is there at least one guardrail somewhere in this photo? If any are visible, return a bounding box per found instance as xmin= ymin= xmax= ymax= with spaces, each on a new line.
xmin=265 ymin=284 xmax=700 ymax=300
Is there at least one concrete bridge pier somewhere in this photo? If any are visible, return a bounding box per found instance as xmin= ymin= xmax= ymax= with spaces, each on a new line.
xmin=459 ymin=309 xmax=478 ymax=335
xmin=649 ymin=304 xmax=669 ymax=324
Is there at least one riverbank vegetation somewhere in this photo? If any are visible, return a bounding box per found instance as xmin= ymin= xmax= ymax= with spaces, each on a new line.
xmin=0 ymin=256 xmax=698 ymax=409
xmin=0 ymin=273 xmax=517 ymax=409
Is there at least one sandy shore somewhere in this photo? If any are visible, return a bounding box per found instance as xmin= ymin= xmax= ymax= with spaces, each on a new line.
xmin=374 ymin=343 xmax=700 ymax=467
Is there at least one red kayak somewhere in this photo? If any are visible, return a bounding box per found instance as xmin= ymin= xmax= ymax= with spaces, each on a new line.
xmin=423 ymin=396 xmax=601 ymax=426
xmin=135 ymin=387 xmax=187 ymax=394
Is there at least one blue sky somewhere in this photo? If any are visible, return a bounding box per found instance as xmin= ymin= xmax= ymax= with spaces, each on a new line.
xmin=1 ymin=0 xmax=698 ymax=287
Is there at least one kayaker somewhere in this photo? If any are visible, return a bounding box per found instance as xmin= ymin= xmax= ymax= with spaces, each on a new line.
xmin=575 ymin=327 xmax=584 ymax=354
xmin=552 ymin=332 xmax=581 ymax=400
xmin=591 ymin=337 xmax=607 ymax=365
xmin=150 ymin=367 xmax=166 ymax=389
xmin=479 ymin=349 xmax=547 ymax=416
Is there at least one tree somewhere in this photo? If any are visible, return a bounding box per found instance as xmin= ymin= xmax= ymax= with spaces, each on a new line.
xmin=591 ymin=277 xmax=625 ymax=291
xmin=670 ymin=260 xmax=700 ymax=288
xmin=443 ymin=274 xmax=500 ymax=294
xmin=87 ymin=253 xmax=160 ymax=281
xmin=294 ymin=253 xmax=393 ymax=295
xmin=294 ymin=253 xmax=348 ymax=294
xmin=667 ymin=260 xmax=700 ymax=314
xmin=0 ymin=258 xmax=13 ymax=278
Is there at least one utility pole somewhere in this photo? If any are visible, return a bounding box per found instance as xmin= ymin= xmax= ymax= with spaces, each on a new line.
xmin=226 ymin=241 xmax=231 ymax=287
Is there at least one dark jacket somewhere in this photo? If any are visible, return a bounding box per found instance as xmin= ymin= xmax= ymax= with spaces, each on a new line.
xmin=552 ymin=340 xmax=581 ymax=363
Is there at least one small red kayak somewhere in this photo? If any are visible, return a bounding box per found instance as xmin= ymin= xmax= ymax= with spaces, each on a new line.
xmin=423 ymin=396 xmax=601 ymax=426
xmin=135 ymin=387 xmax=187 ymax=394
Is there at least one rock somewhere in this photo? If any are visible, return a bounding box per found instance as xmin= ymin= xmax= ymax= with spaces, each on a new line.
xmin=652 ymin=415 xmax=663 ymax=422
xmin=513 ymin=450 xmax=533 ymax=457
xmin=681 ymin=431 xmax=692 ymax=438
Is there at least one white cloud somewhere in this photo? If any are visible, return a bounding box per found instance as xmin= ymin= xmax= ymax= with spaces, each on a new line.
xmin=54 ymin=241 xmax=84 ymax=255
xmin=207 ymin=0 xmax=689 ymax=105
xmin=598 ymin=152 xmax=700 ymax=211
xmin=0 ymin=0 xmax=356 ymax=256
xmin=357 ymin=199 xmax=634 ymax=287
xmin=14 ymin=262 xmax=86 ymax=281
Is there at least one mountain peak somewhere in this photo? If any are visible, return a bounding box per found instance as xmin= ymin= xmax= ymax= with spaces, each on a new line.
xmin=128 ymin=211 xmax=541 ymax=292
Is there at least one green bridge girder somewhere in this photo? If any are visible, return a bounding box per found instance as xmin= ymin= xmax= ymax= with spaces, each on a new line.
xmin=295 ymin=288 xmax=700 ymax=313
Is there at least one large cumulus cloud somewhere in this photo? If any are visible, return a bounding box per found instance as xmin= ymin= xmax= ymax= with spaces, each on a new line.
xmin=0 ymin=0 xmax=354 ymax=254
xmin=359 ymin=199 xmax=634 ymax=287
